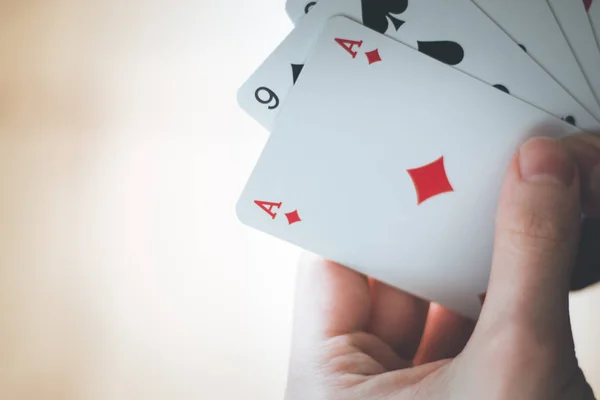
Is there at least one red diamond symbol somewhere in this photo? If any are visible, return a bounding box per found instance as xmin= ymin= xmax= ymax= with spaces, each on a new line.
xmin=478 ymin=292 xmax=487 ymax=305
xmin=365 ymin=49 xmax=382 ymax=65
xmin=407 ymin=156 xmax=454 ymax=205
xmin=285 ymin=210 xmax=302 ymax=225
xmin=584 ymin=0 xmax=592 ymax=12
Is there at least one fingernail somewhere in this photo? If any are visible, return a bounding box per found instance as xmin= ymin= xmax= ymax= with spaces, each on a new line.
xmin=519 ymin=137 xmax=575 ymax=186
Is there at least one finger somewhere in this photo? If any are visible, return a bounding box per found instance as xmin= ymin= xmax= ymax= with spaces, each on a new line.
xmin=291 ymin=254 xmax=371 ymax=348
xmin=366 ymin=280 xmax=430 ymax=360
xmin=287 ymin=255 xmax=408 ymax=390
xmin=562 ymin=133 xmax=600 ymax=290
xmin=571 ymin=217 xmax=600 ymax=290
xmin=562 ymin=133 xmax=600 ymax=217
xmin=478 ymin=137 xmax=581 ymax=336
xmin=413 ymin=303 xmax=475 ymax=365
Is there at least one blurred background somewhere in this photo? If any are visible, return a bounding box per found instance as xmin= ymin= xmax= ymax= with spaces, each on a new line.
xmin=0 ymin=1 xmax=598 ymax=399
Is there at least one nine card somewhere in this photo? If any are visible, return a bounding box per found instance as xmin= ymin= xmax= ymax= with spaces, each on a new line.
xmin=237 ymin=17 xmax=580 ymax=319
xmin=241 ymin=0 xmax=598 ymax=131
xmin=286 ymin=0 xmax=317 ymax=26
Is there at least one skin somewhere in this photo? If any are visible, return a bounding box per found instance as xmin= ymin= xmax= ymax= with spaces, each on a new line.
xmin=285 ymin=133 xmax=600 ymax=400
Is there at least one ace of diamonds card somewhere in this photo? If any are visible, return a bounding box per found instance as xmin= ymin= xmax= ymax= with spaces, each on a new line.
xmin=236 ymin=17 xmax=575 ymax=319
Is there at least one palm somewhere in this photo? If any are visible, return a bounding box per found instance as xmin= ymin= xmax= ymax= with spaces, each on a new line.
xmin=286 ymin=258 xmax=475 ymax=399
xmin=286 ymin=259 xmax=595 ymax=400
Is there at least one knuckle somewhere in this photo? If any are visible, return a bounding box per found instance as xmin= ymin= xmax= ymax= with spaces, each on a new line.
xmin=500 ymin=209 xmax=571 ymax=253
xmin=482 ymin=323 xmax=558 ymax=371
xmin=323 ymin=352 xmax=383 ymax=377
xmin=319 ymin=333 xmax=385 ymax=378
xmin=321 ymin=334 xmax=359 ymax=357
xmin=319 ymin=333 xmax=367 ymax=367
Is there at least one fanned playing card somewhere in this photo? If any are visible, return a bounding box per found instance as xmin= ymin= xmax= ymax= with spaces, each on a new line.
xmin=239 ymin=0 xmax=599 ymax=131
xmin=589 ymin=0 xmax=600 ymax=48
xmin=472 ymin=0 xmax=600 ymax=120
xmin=236 ymin=17 xmax=578 ymax=319
xmin=286 ymin=0 xmax=317 ymax=25
xmin=548 ymin=0 xmax=600 ymax=107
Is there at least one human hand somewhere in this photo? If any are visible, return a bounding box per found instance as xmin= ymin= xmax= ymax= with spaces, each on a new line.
xmin=285 ymin=135 xmax=600 ymax=400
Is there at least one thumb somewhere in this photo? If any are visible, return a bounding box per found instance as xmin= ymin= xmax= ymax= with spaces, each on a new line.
xmin=479 ymin=137 xmax=581 ymax=335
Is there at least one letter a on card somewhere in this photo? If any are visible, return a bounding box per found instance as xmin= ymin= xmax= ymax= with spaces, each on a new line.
xmin=254 ymin=200 xmax=282 ymax=219
xmin=335 ymin=38 xmax=363 ymax=58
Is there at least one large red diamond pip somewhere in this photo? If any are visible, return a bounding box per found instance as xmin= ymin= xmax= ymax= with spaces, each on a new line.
xmin=407 ymin=156 xmax=454 ymax=205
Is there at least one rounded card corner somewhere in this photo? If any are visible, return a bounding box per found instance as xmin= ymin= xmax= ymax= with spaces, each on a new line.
xmin=234 ymin=200 xmax=248 ymax=226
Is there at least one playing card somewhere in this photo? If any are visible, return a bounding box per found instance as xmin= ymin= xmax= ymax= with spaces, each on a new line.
xmin=236 ymin=16 xmax=578 ymax=319
xmin=589 ymin=0 xmax=600 ymax=45
xmin=286 ymin=0 xmax=317 ymax=25
xmin=548 ymin=0 xmax=600 ymax=107
xmin=239 ymin=0 xmax=599 ymax=131
xmin=473 ymin=0 xmax=600 ymax=121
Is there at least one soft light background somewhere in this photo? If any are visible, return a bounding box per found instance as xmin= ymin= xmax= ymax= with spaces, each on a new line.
xmin=0 ymin=1 xmax=597 ymax=399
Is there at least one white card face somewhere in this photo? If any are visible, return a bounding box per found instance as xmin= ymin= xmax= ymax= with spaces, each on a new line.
xmin=473 ymin=0 xmax=600 ymax=121
xmin=239 ymin=0 xmax=599 ymax=131
xmin=548 ymin=0 xmax=600 ymax=108
xmin=237 ymin=17 xmax=578 ymax=319
xmin=590 ymin=0 xmax=600 ymax=45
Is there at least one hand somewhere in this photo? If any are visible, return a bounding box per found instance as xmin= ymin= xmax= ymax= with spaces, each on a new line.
xmin=285 ymin=134 xmax=600 ymax=400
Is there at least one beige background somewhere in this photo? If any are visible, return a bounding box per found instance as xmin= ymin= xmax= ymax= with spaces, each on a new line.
xmin=0 ymin=1 xmax=598 ymax=398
